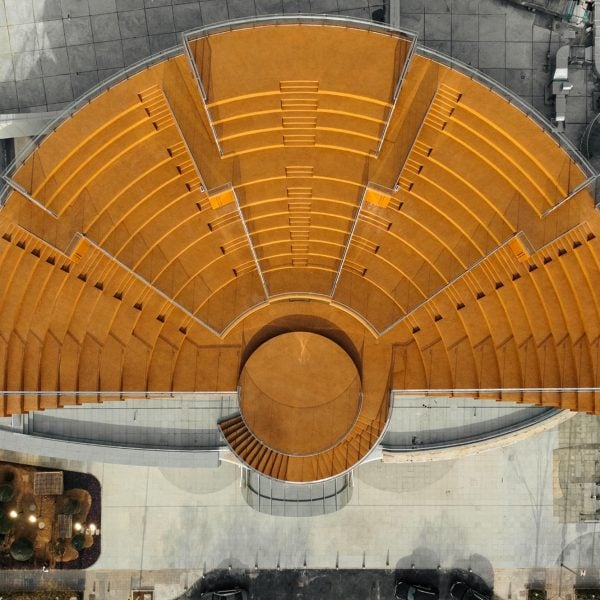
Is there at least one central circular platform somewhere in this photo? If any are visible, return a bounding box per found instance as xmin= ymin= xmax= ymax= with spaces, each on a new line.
xmin=239 ymin=332 xmax=361 ymax=455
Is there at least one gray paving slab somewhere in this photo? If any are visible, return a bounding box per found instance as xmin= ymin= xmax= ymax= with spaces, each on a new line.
xmin=122 ymin=34 xmax=150 ymax=63
xmin=67 ymin=42 xmax=97 ymax=71
xmin=399 ymin=0 xmax=421 ymax=12
xmin=506 ymin=41 xmax=532 ymax=68
xmin=481 ymin=66 xmax=505 ymax=84
xmin=91 ymin=12 xmax=122 ymax=41
xmin=339 ymin=6 xmax=373 ymax=17
xmin=478 ymin=0 xmax=508 ymax=13
xmin=43 ymin=72 xmax=73 ymax=102
xmin=427 ymin=39 xmax=451 ymax=54
xmin=0 ymin=27 xmax=9 ymax=53
xmin=34 ymin=0 xmax=62 ymax=21
xmin=479 ymin=40 xmax=505 ymax=68
xmin=40 ymin=45 xmax=69 ymax=74
xmin=16 ymin=76 xmax=45 ymax=106
xmin=13 ymin=50 xmax=42 ymax=79
xmin=533 ymin=40 xmax=556 ymax=69
xmin=282 ymin=0 xmax=312 ymax=12
xmin=95 ymin=39 xmax=124 ymax=68
xmin=453 ymin=0 xmax=479 ymax=13
xmin=452 ymin=40 xmax=478 ymax=66
xmin=145 ymin=0 xmax=175 ymax=6
xmin=400 ymin=13 xmax=424 ymax=37
xmin=506 ymin=7 xmax=534 ymax=41
xmin=425 ymin=12 xmax=451 ymax=40
xmin=35 ymin=19 xmax=66 ymax=48
xmin=5 ymin=0 xmax=35 ymax=26
xmin=0 ymin=52 xmax=14 ymax=80
xmin=61 ymin=0 xmax=90 ymax=18
xmin=505 ymin=68 xmax=533 ymax=95
xmin=63 ymin=15 xmax=93 ymax=45
xmin=532 ymin=67 xmax=550 ymax=96
xmin=9 ymin=23 xmax=37 ymax=51
xmin=228 ymin=0 xmax=259 ymax=18
xmin=90 ymin=0 xmax=118 ymax=15
xmin=200 ymin=0 xmax=229 ymax=24
xmin=118 ymin=8 xmax=148 ymax=37
xmin=146 ymin=5 xmax=175 ymax=33
xmin=148 ymin=31 xmax=176 ymax=51
xmin=451 ymin=14 xmax=478 ymax=41
xmin=173 ymin=3 xmax=202 ymax=29
xmin=338 ymin=0 xmax=371 ymax=7
xmin=567 ymin=95 xmax=588 ymax=124
xmin=312 ymin=0 xmax=343 ymax=13
xmin=117 ymin=0 xmax=144 ymax=10
xmin=0 ymin=80 xmax=17 ymax=108
xmin=568 ymin=66 xmax=587 ymax=96
xmin=478 ymin=13 xmax=505 ymax=41
xmin=425 ymin=0 xmax=451 ymax=13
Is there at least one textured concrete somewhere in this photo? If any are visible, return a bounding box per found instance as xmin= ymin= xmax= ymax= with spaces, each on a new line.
xmin=0 ymin=413 xmax=598 ymax=576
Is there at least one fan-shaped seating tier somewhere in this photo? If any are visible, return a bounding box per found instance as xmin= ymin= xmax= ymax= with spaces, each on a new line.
xmin=0 ymin=19 xmax=597 ymax=466
xmin=390 ymin=224 xmax=600 ymax=412
xmin=0 ymin=219 xmax=241 ymax=415
xmin=190 ymin=25 xmax=411 ymax=157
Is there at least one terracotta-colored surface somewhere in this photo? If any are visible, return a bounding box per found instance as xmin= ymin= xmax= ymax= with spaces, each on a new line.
xmin=0 ymin=20 xmax=599 ymax=479
xmin=239 ymin=332 xmax=360 ymax=454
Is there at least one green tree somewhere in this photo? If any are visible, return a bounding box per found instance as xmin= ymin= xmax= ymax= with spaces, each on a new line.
xmin=71 ymin=533 xmax=85 ymax=551
xmin=0 ymin=511 xmax=13 ymax=534
xmin=0 ymin=484 xmax=14 ymax=502
xmin=51 ymin=539 xmax=66 ymax=556
xmin=10 ymin=538 xmax=33 ymax=561
xmin=60 ymin=498 xmax=80 ymax=515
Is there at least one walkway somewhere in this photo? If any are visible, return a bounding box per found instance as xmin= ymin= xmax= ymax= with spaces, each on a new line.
xmin=0 ymin=413 xmax=597 ymax=576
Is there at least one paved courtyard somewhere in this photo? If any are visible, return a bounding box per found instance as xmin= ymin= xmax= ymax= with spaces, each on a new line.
xmin=0 ymin=412 xmax=597 ymax=599
xmin=92 ymin=418 xmax=598 ymax=574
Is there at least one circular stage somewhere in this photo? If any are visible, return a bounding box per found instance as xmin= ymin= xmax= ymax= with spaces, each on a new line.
xmin=239 ymin=332 xmax=361 ymax=455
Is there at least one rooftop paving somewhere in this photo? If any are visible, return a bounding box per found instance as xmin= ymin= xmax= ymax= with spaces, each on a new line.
xmin=0 ymin=412 xmax=597 ymax=577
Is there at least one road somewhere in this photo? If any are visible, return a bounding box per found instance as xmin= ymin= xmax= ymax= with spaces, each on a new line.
xmin=186 ymin=568 xmax=493 ymax=600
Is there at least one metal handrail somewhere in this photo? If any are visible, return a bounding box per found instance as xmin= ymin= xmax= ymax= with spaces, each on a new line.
xmin=380 ymin=403 xmax=562 ymax=452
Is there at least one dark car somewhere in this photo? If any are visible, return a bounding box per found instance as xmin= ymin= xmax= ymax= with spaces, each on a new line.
xmin=199 ymin=590 xmax=248 ymax=600
xmin=450 ymin=581 xmax=492 ymax=600
xmin=395 ymin=581 xmax=439 ymax=600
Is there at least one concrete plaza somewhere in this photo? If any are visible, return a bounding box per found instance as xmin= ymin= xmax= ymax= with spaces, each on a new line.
xmin=0 ymin=411 xmax=597 ymax=600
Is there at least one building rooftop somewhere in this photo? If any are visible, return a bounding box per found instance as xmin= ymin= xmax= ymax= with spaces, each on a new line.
xmin=0 ymin=2 xmax=598 ymax=597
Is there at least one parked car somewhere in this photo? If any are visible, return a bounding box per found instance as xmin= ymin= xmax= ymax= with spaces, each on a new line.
xmin=395 ymin=581 xmax=439 ymax=600
xmin=450 ymin=581 xmax=492 ymax=600
xmin=199 ymin=590 xmax=248 ymax=600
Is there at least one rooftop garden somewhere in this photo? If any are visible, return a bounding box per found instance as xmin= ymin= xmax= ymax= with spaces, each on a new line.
xmin=0 ymin=461 xmax=101 ymax=569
